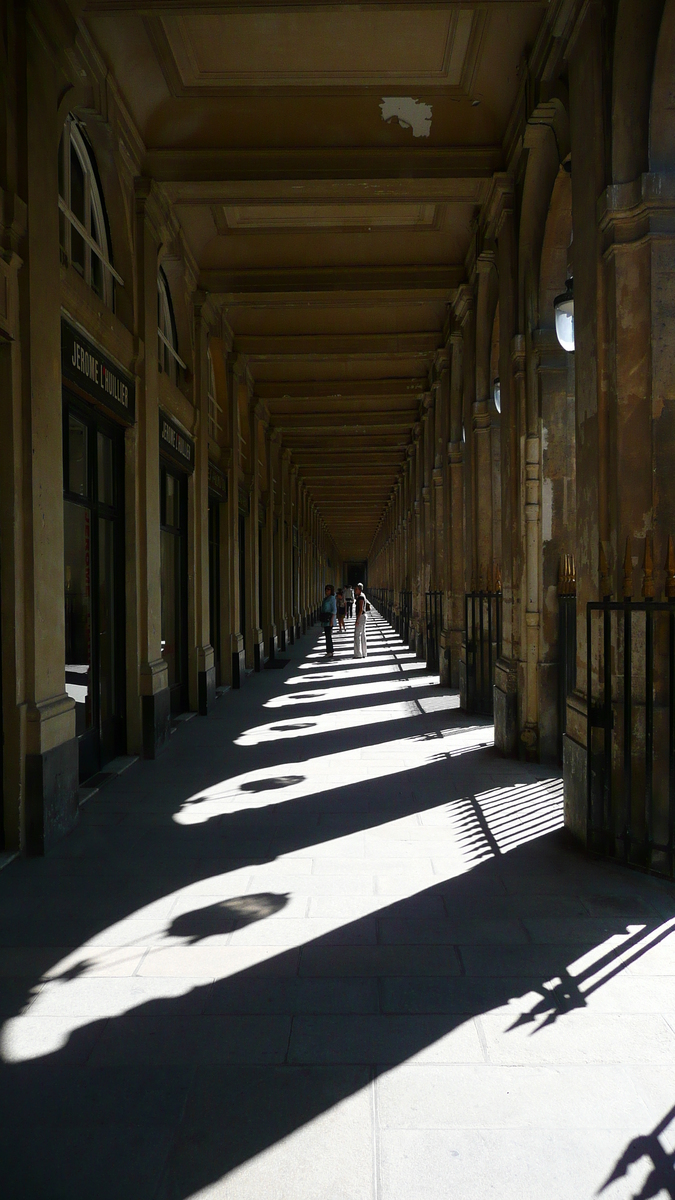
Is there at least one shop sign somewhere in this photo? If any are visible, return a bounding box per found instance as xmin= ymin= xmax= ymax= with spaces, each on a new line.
xmin=62 ymin=318 xmax=135 ymax=425
xmin=159 ymin=409 xmax=195 ymax=473
xmin=208 ymin=460 xmax=228 ymax=500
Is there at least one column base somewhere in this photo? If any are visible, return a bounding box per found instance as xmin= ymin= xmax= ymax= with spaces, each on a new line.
xmin=563 ymin=732 xmax=587 ymax=845
xmin=494 ymin=657 xmax=518 ymax=755
xmin=198 ymin=667 xmax=216 ymax=715
xmin=230 ymin=633 xmax=245 ymax=688
xmin=142 ymin=687 xmax=171 ymax=759
xmin=25 ymin=736 xmax=79 ymax=855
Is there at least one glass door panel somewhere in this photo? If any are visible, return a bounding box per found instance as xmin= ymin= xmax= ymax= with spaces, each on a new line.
xmin=63 ymin=396 xmax=125 ymax=781
xmin=161 ymin=528 xmax=179 ymax=689
xmin=64 ymin=500 xmax=93 ymax=738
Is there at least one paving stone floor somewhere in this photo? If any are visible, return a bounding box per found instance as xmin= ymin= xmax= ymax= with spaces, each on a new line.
xmin=2 ymin=613 xmax=675 ymax=1199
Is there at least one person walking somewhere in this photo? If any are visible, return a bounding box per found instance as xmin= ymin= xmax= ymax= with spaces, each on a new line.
xmin=344 ymin=584 xmax=354 ymax=619
xmin=353 ymin=582 xmax=369 ymax=658
xmin=320 ymin=584 xmax=337 ymax=657
xmin=336 ymin=588 xmax=347 ymax=633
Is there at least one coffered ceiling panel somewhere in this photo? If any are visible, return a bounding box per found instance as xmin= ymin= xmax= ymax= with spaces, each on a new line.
xmin=152 ymin=8 xmax=478 ymax=91
xmin=216 ymin=203 xmax=438 ymax=232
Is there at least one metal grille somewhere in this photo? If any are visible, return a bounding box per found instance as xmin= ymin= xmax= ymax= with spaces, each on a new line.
xmin=558 ymin=555 xmax=577 ymax=763
xmin=464 ymin=589 xmax=502 ymax=715
xmin=425 ymin=591 xmax=443 ymax=673
xmin=586 ymin=595 xmax=675 ymax=878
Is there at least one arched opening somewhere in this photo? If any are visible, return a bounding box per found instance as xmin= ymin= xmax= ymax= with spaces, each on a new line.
xmin=58 ymin=116 xmax=118 ymax=308
xmin=538 ymin=163 xmax=576 ymax=763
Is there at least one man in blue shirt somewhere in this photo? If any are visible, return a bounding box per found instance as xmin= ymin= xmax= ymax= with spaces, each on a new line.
xmin=320 ymin=585 xmax=337 ymax=657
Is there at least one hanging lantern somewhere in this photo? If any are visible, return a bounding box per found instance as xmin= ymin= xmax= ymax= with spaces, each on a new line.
xmin=493 ymin=377 xmax=501 ymax=414
xmin=554 ymin=277 xmax=575 ymax=352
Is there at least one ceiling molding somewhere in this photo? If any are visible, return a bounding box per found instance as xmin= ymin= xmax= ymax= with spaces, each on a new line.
xmin=145 ymin=147 xmax=503 ymax=184
xmin=200 ymin=264 xmax=464 ymax=295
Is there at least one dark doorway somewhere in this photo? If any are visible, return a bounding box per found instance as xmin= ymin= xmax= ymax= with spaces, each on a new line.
xmin=346 ymin=562 xmax=367 ymax=590
xmin=208 ymin=499 xmax=221 ymax=687
xmin=160 ymin=465 xmax=188 ymax=717
xmin=63 ymin=395 xmax=126 ymax=782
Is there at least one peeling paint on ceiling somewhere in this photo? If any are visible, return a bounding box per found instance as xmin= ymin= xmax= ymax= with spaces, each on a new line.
xmin=380 ymin=96 xmax=432 ymax=138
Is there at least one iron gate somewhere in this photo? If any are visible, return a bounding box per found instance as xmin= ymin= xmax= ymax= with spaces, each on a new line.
xmin=558 ymin=555 xmax=577 ymax=763
xmin=425 ymin=591 xmax=443 ymax=673
xmin=587 ymin=588 xmax=675 ymax=879
xmin=464 ymin=589 xmax=502 ymax=715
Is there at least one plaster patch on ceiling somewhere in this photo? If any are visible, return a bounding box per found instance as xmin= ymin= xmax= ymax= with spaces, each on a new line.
xmin=380 ymin=97 xmax=432 ymax=138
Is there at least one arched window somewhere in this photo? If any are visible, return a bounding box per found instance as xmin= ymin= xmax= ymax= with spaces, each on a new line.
xmin=58 ymin=116 xmax=120 ymax=307
xmin=207 ymin=346 xmax=223 ymax=441
xmin=157 ymin=268 xmax=185 ymax=385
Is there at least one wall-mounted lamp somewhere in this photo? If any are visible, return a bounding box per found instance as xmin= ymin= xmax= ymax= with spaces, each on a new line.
xmin=554 ymin=277 xmax=575 ymax=352
xmin=493 ymin=377 xmax=501 ymax=414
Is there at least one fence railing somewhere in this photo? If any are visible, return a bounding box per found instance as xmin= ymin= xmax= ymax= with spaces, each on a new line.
xmin=464 ymin=588 xmax=502 ymax=715
xmin=558 ymin=555 xmax=577 ymax=764
xmin=425 ymin=591 xmax=443 ymax=673
xmin=586 ymin=538 xmax=675 ymax=878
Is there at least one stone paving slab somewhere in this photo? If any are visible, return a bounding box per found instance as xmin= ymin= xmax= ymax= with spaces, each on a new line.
xmin=0 ymin=612 xmax=675 ymax=1199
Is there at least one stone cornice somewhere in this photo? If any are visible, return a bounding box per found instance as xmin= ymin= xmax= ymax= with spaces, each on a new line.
xmin=598 ymin=173 xmax=675 ymax=253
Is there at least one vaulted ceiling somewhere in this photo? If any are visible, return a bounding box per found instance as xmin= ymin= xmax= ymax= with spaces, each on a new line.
xmin=82 ymin=0 xmax=547 ymax=562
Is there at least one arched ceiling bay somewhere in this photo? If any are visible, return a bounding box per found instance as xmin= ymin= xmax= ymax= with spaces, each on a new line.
xmin=82 ymin=0 xmax=547 ymax=562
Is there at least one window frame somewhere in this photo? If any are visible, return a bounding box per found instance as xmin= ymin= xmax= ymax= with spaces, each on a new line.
xmin=58 ymin=117 xmax=121 ymax=308
xmin=207 ymin=345 xmax=223 ymax=442
xmin=157 ymin=268 xmax=186 ymax=385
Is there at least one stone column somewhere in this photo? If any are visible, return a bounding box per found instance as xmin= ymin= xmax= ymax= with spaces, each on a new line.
xmin=493 ymin=192 xmax=519 ymax=753
xmin=564 ymin=1 xmax=609 ymax=834
xmin=134 ymin=182 xmax=171 ymax=759
xmin=474 ymin=253 xmax=498 ymax=586
xmin=4 ymin=7 xmax=78 ymax=851
xmin=225 ymin=357 xmax=245 ymax=687
xmin=191 ymin=293 xmax=215 ymax=714
xmin=447 ymin=319 xmax=467 ymax=692
xmin=246 ymin=399 xmax=265 ymax=670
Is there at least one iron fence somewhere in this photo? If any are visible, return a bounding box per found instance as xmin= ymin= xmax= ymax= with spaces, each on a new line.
xmin=586 ymin=583 xmax=675 ymax=879
xmin=425 ymin=591 xmax=443 ymax=673
xmin=464 ymin=589 xmax=502 ymax=715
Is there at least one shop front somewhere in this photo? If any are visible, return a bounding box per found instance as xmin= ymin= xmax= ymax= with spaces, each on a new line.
xmin=159 ymin=410 xmax=194 ymax=716
xmin=61 ymin=317 xmax=134 ymax=782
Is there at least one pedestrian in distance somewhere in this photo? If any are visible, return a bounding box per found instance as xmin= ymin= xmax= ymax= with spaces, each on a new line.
xmin=353 ymin=582 xmax=369 ymax=658
xmin=336 ymin=588 xmax=347 ymax=633
xmin=344 ymin=584 xmax=354 ymax=619
xmin=320 ymin=584 xmax=337 ymax=657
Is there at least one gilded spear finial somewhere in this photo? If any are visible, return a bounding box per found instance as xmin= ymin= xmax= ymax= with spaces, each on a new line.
xmin=642 ymin=534 xmax=655 ymax=599
xmin=623 ymin=537 xmax=633 ymax=599
xmin=495 ymin=564 xmax=502 ymax=594
xmin=665 ymin=535 xmax=675 ymax=600
xmin=599 ymin=541 xmax=612 ymax=599
xmin=570 ymin=555 xmax=577 ymax=594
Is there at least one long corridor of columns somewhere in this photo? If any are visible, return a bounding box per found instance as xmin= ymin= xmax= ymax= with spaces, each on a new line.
xmin=1 ymin=608 xmax=675 ymax=1198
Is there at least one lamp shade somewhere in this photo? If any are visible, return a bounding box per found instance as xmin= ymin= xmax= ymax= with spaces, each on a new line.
xmin=554 ymin=278 xmax=575 ymax=352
